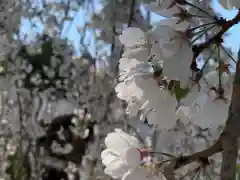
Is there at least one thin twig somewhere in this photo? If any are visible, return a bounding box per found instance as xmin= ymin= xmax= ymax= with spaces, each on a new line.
xmin=220 ymin=45 xmax=237 ymax=63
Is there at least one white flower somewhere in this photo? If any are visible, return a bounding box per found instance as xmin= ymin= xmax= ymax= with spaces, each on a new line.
xmin=133 ymin=76 xmax=178 ymax=129
xmin=176 ymin=106 xmax=191 ymax=123
xmin=119 ymin=28 xmax=148 ymax=48
xmin=118 ymin=58 xmax=153 ymax=81
xmin=145 ymin=106 xmax=178 ymax=129
xmin=187 ymin=1 xmax=215 ymax=18
xmin=180 ymin=84 xmax=202 ymax=107
xmin=150 ymin=25 xmax=183 ymax=59
xmin=115 ymin=81 xmax=144 ymax=102
xmin=180 ymin=71 xmax=234 ymax=128
xmin=155 ymin=0 xmax=177 ymax=9
xmin=146 ymin=3 xmax=182 ymax=18
xmin=118 ymin=58 xmax=143 ymax=80
xmin=156 ymin=19 xmax=190 ymax=32
xmin=155 ymin=125 xmax=185 ymax=151
xmin=151 ymin=25 xmax=192 ymax=59
xmin=201 ymin=71 xmax=233 ymax=98
xmin=190 ymin=93 xmax=230 ymax=128
xmin=122 ymin=168 xmax=153 ymax=180
xmin=116 ymin=56 xmax=156 ymax=117
xmin=149 ymin=25 xmax=193 ymax=86
xmin=125 ymin=97 xmax=148 ymax=117
xmin=123 ymin=47 xmax=149 ymax=62
xmin=219 ymin=0 xmax=240 ymax=9
xmin=162 ymin=43 xmax=193 ymax=88
xmin=101 ymin=129 xmax=144 ymax=179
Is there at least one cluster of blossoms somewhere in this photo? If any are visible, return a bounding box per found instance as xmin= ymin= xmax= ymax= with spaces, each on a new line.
xmin=219 ymin=0 xmax=240 ymax=9
xmin=100 ymin=0 xmax=240 ymax=179
xmin=114 ymin=0 xmax=235 ymax=130
xmin=101 ymin=129 xmax=166 ymax=180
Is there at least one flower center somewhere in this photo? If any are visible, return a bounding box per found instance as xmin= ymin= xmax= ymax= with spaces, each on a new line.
xmin=137 ymin=148 xmax=148 ymax=160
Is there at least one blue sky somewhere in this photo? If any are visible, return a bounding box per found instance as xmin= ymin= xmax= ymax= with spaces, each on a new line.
xmin=211 ymin=1 xmax=240 ymax=53
xmin=19 ymin=0 xmax=240 ymax=55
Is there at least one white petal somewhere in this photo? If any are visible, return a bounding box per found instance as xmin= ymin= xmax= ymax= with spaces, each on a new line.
xmin=105 ymin=129 xmax=142 ymax=152
xmin=125 ymin=97 xmax=146 ymax=116
xmin=158 ymin=18 xmax=190 ymax=31
xmin=105 ymin=132 xmax=131 ymax=151
xmin=200 ymin=70 xmax=233 ymax=98
xmin=150 ymin=25 xmax=177 ymax=40
xmin=115 ymin=81 xmax=144 ymax=101
xmin=192 ymin=99 xmax=229 ymax=128
xmin=176 ymin=106 xmax=191 ymax=124
xmin=132 ymin=83 xmax=178 ymax=129
xmin=104 ymin=160 xmax=128 ymax=179
xmin=123 ymin=47 xmax=149 ymax=62
xmin=150 ymin=25 xmax=189 ymax=60
xmin=101 ymin=149 xmax=121 ymax=166
xmin=119 ymin=58 xmax=142 ymax=73
xmin=219 ymin=0 xmax=235 ymax=9
xmin=146 ymin=106 xmax=177 ymax=129
xmin=122 ymin=147 xmax=141 ymax=170
xmin=161 ymin=0 xmax=175 ymax=9
xmin=181 ymin=85 xmax=200 ymax=106
xmin=162 ymin=42 xmax=193 ymax=87
xmin=122 ymin=168 xmax=150 ymax=180
xmin=232 ymin=0 xmax=240 ymax=8
xmin=146 ymin=3 xmax=181 ymax=17
xmin=119 ymin=28 xmax=147 ymax=47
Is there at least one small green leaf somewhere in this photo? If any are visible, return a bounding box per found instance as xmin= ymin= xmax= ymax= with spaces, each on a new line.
xmin=0 ymin=60 xmax=6 ymax=74
xmin=174 ymin=83 xmax=190 ymax=101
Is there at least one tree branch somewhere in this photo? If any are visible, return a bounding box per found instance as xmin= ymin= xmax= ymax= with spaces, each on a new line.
xmin=219 ymin=49 xmax=240 ymax=179
xmin=174 ymin=137 xmax=222 ymax=169
xmin=193 ymin=10 xmax=240 ymax=57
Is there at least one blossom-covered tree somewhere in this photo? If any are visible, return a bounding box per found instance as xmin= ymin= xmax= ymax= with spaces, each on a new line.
xmin=98 ymin=0 xmax=240 ymax=180
xmin=1 ymin=0 xmax=240 ymax=180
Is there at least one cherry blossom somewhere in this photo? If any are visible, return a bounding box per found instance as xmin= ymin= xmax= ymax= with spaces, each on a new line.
xmin=117 ymin=24 xmax=192 ymax=127
xmin=154 ymin=0 xmax=178 ymax=9
xmin=148 ymin=25 xmax=193 ymax=87
xmin=122 ymin=47 xmax=149 ymax=62
xmin=101 ymin=129 xmax=145 ymax=179
xmin=146 ymin=3 xmax=183 ymax=18
xmin=115 ymin=81 xmax=147 ymax=117
xmin=133 ymin=76 xmax=178 ymax=129
xmin=179 ymin=70 xmax=234 ymax=128
xmin=119 ymin=28 xmax=148 ymax=48
xmin=180 ymin=84 xmax=203 ymax=107
xmin=122 ymin=168 xmax=157 ymax=180
xmin=115 ymin=81 xmax=142 ymax=101
xmin=219 ymin=0 xmax=240 ymax=9
xmin=178 ymin=93 xmax=228 ymax=128
xmin=149 ymin=25 xmax=189 ymax=59
xmin=156 ymin=18 xmax=190 ymax=32
xmin=102 ymin=129 xmax=167 ymax=180
xmin=125 ymin=97 xmax=148 ymax=117
xmin=118 ymin=57 xmax=143 ymax=81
